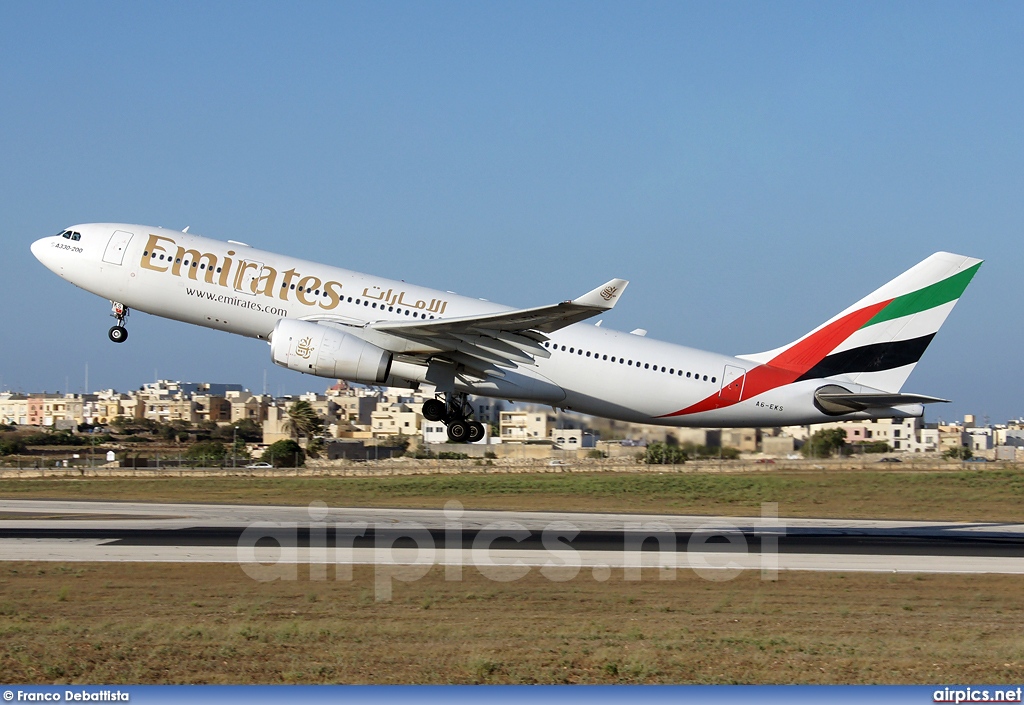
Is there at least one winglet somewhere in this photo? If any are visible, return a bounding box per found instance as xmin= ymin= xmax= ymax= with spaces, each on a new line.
xmin=572 ymin=278 xmax=629 ymax=309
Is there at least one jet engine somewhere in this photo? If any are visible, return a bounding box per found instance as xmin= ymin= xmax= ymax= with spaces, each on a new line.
xmin=270 ymin=319 xmax=392 ymax=383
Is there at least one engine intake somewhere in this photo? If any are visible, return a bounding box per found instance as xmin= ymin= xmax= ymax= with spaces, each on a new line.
xmin=270 ymin=319 xmax=392 ymax=383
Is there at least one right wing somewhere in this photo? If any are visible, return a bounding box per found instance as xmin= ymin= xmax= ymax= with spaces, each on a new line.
xmin=364 ymin=278 xmax=629 ymax=379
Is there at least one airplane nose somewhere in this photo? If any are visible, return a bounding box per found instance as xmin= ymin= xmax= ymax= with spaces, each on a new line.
xmin=31 ymin=237 xmax=47 ymax=262
xmin=31 ymin=236 xmax=56 ymax=270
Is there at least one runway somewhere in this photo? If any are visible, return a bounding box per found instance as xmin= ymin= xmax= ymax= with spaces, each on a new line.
xmin=3 ymin=499 xmax=1024 ymax=574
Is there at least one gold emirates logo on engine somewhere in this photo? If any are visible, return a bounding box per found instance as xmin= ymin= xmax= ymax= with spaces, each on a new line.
xmin=295 ymin=337 xmax=315 ymax=359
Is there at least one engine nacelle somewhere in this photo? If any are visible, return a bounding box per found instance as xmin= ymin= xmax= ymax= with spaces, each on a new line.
xmin=270 ymin=319 xmax=392 ymax=383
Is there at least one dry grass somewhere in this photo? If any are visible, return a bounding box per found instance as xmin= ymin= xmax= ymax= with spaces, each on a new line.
xmin=1 ymin=562 xmax=1024 ymax=684
xmin=3 ymin=468 xmax=1024 ymax=520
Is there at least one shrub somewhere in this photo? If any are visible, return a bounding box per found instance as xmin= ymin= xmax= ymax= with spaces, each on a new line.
xmin=642 ymin=442 xmax=687 ymax=464
xmin=0 ymin=438 xmax=26 ymax=456
xmin=261 ymin=439 xmax=304 ymax=467
xmin=185 ymin=440 xmax=227 ymax=465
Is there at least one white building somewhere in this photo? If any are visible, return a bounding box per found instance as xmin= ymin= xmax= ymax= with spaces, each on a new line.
xmin=500 ymin=410 xmax=556 ymax=442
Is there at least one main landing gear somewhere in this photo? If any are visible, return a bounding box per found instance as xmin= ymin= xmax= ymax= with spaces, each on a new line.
xmin=422 ymin=393 xmax=486 ymax=444
xmin=108 ymin=301 xmax=129 ymax=343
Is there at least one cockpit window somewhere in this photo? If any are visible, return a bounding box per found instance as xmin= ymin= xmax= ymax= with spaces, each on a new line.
xmin=70 ymin=232 xmax=81 ymax=241
xmin=59 ymin=230 xmax=70 ymax=238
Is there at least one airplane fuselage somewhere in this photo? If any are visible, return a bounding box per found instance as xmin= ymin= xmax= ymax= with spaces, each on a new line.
xmin=31 ymin=223 xmax=934 ymax=428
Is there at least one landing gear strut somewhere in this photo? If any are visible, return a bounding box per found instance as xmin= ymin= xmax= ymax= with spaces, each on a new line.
xmin=422 ymin=393 xmax=485 ymax=444
xmin=108 ymin=301 xmax=129 ymax=343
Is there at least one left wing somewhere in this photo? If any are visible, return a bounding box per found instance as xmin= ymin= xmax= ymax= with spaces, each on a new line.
xmin=367 ymin=278 xmax=628 ymax=378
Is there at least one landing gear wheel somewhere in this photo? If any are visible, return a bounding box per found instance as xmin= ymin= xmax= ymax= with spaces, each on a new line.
xmin=108 ymin=301 xmax=130 ymax=343
xmin=467 ymin=422 xmax=485 ymax=443
xmin=446 ymin=420 xmax=470 ymax=443
xmin=422 ymin=399 xmax=446 ymax=422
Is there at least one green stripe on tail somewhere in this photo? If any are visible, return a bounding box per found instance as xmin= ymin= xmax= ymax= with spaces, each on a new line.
xmin=861 ymin=262 xmax=981 ymax=329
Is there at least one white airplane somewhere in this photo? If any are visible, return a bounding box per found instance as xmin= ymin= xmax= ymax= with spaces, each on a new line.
xmin=32 ymin=224 xmax=981 ymax=442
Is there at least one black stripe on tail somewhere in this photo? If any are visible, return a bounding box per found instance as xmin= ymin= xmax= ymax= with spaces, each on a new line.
xmin=795 ymin=333 xmax=936 ymax=382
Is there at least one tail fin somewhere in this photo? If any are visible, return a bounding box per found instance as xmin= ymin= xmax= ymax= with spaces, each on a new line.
xmin=738 ymin=252 xmax=982 ymax=392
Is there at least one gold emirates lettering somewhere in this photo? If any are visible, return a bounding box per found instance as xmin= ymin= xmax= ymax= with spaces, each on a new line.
xmin=139 ymin=233 xmax=346 ymax=311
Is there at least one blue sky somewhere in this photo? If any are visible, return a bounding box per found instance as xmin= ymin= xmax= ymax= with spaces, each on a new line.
xmin=1 ymin=2 xmax=1020 ymax=423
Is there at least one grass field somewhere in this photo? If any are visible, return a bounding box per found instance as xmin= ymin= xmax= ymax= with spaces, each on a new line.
xmin=3 ymin=469 xmax=1024 ymax=684
xmin=2 ymin=562 xmax=1023 ymax=684
xmin=2 ymin=467 xmax=1024 ymax=520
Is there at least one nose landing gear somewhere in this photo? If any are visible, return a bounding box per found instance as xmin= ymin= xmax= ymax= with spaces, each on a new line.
xmin=422 ymin=393 xmax=486 ymax=444
xmin=108 ymin=301 xmax=129 ymax=343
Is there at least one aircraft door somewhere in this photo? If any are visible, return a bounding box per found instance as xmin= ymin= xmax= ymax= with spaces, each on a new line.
xmin=102 ymin=230 xmax=135 ymax=265
xmin=233 ymin=260 xmax=264 ymax=295
xmin=719 ymin=365 xmax=745 ymax=404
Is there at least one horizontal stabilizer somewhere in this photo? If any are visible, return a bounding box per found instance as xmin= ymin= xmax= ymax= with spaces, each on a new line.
xmin=815 ymin=387 xmax=950 ymax=414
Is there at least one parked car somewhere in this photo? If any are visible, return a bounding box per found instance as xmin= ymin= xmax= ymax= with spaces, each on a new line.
xmin=245 ymin=462 xmax=272 ymax=469
xmin=965 ymin=457 xmax=990 ymax=463
xmin=878 ymin=457 xmax=903 ymax=463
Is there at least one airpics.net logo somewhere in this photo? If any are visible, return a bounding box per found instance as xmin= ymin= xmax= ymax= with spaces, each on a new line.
xmin=234 ymin=500 xmax=785 ymax=601
xmin=934 ymin=687 xmax=1023 ymax=703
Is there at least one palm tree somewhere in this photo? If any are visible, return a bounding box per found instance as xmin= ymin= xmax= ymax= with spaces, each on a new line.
xmin=283 ymin=400 xmax=323 ymax=441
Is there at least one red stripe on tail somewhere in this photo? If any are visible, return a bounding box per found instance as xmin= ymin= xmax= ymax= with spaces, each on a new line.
xmin=658 ymin=299 xmax=891 ymax=418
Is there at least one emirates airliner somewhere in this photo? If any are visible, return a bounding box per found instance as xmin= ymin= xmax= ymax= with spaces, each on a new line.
xmin=32 ymin=225 xmax=980 ymax=442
